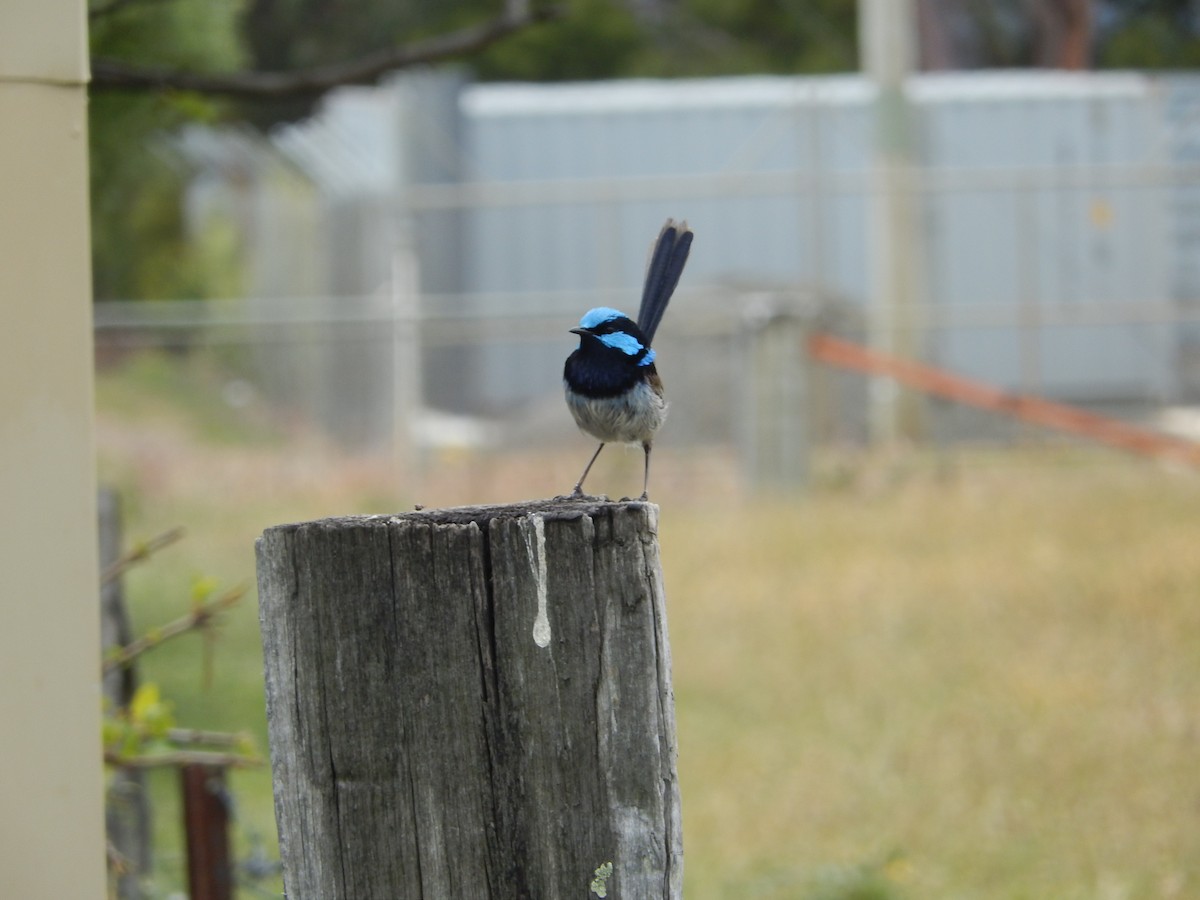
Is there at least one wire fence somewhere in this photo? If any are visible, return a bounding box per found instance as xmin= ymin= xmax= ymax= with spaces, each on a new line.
xmin=93 ymin=275 xmax=1200 ymax=492
xmin=101 ymin=72 xmax=1200 ymax=484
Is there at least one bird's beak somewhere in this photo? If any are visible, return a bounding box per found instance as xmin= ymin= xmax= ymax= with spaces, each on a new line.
xmin=569 ymin=327 xmax=586 ymax=336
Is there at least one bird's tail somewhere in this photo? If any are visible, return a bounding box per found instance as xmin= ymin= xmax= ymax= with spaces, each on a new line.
xmin=637 ymin=219 xmax=693 ymax=345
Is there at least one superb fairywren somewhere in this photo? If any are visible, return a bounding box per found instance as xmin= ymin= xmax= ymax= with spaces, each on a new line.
xmin=564 ymin=219 xmax=694 ymax=500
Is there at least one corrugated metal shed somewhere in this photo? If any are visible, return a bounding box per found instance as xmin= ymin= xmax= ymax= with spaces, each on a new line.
xmin=458 ymin=71 xmax=1177 ymax=408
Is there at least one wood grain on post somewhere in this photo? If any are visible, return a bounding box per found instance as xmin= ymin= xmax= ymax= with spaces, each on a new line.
xmin=256 ymin=498 xmax=682 ymax=899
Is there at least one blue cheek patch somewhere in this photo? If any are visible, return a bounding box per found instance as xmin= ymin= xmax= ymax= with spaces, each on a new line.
xmin=579 ymin=306 xmax=626 ymax=330
xmin=641 ymin=348 xmax=656 ymax=366
xmin=597 ymin=331 xmax=646 ymax=358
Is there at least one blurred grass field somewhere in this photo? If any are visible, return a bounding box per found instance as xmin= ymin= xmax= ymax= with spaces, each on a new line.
xmin=97 ymin=352 xmax=1200 ymax=899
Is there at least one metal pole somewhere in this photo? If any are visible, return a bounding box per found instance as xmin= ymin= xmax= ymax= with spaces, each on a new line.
xmin=859 ymin=0 xmax=926 ymax=444
xmin=181 ymin=764 xmax=233 ymax=900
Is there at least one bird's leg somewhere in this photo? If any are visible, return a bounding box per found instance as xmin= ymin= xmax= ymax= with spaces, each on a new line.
xmin=639 ymin=441 xmax=652 ymax=501
xmin=571 ymin=443 xmax=606 ymax=498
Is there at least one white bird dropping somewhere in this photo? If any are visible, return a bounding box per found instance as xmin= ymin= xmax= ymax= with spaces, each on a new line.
xmin=523 ymin=514 xmax=551 ymax=648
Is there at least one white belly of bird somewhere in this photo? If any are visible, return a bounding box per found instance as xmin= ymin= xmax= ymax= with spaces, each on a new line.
xmin=566 ymin=379 xmax=668 ymax=445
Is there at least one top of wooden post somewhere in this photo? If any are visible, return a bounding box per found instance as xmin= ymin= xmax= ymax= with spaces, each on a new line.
xmin=260 ymin=496 xmax=657 ymax=536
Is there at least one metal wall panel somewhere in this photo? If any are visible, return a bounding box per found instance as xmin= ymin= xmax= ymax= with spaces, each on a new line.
xmin=459 ymin=72 xmax=1180 ymax=409
xmin=916 ymin=74 xmax=1172 ymax=399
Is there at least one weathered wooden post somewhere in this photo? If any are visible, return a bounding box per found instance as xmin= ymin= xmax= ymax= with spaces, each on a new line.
xmin=256 ymin=498 xmax=681 ymax=899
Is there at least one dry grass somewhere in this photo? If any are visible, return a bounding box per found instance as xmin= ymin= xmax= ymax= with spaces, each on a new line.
xmin=667 ymin=456 xmax=1200 ymax=899
xmin=97 ymin=354 xmax=1200 ymax=898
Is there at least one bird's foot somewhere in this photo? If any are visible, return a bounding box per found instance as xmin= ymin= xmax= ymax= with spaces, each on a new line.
xmin=558 ymin=486 xmax=606 ymax=502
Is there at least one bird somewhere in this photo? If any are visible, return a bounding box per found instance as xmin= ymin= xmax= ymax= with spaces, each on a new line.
xmin=563 ymin=218 xmax=694 ymax=500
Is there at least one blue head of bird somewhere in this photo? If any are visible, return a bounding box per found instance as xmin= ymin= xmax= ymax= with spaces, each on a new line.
xmin=565 ymin=306 xmax=657 ymax=397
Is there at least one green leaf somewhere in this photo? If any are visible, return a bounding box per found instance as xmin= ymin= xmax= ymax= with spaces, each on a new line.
xmin=129 ymin=682 xmax=175 ymax=736
xmin=191 ymin=575 xmax=220 ymax=606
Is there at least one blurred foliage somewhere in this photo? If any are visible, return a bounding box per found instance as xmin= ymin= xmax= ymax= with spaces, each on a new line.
xmin=103 ymin=683 xmax=176 ymax=762
xmin=470 ymin=0 xmax=858 ymax=81
xmin=1098 ymin=1 xmax=1200 ymax=68
xmin=470 ymin=0 xmax=648 ymax=83
xmin=239 ymin=0 xmax=458 ymax=124
xmin=89 ymin=0 xmax=245 ymax=301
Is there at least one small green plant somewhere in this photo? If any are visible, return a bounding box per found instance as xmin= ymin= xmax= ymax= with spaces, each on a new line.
xmin=100 ymin=526 xmax=262 ymax=897
xmin=101 ymin=535 xmax=261 ymax=770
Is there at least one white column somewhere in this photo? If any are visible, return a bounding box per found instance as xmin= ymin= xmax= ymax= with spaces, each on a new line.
xmin=0 ymin=1 xmax=104 ymax=896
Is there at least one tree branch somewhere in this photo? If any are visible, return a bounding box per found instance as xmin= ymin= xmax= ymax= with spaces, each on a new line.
xmin=100 ymin=525 xmax=185 ymax=587
xmin=90 ymin=4 xmax=561 ymax=98
xmin=102 ymin=584 xmax=245 ymax=673
xmin=89 ymin=0 xmax=172 ymax=21
xmin=105 ymin=748 xmax=261 ymax=769
xmin=166 ymin=727 xmax=254 ymax=748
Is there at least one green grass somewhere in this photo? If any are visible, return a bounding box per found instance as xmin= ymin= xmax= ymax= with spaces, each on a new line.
xmin=96 ymin=349 xmax=288 ymax=448
xmin=97 ymin=351 xmax=1200 ymax=899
